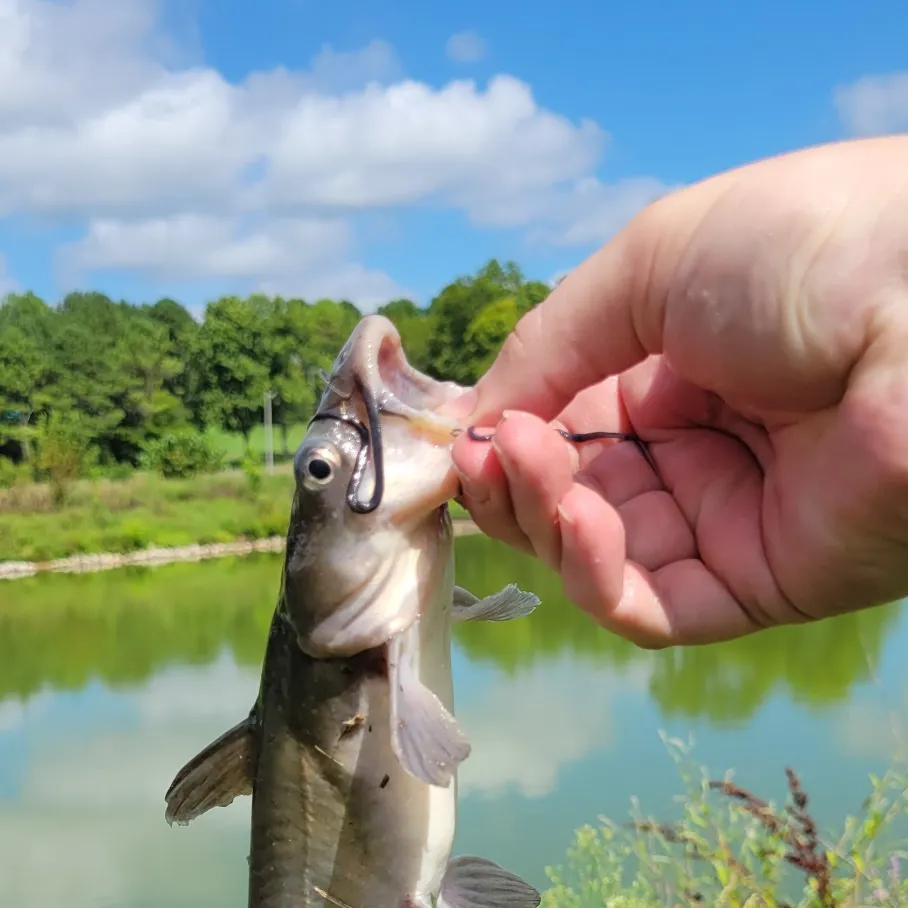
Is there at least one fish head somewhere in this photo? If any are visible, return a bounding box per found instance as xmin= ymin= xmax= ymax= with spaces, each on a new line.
xmin=282 ymin=314 xmax=470 ymax=655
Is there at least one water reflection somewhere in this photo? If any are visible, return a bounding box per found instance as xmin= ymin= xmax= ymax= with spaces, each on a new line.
xmin=1 ymin=536 xmax=907 ymax=906
xmin=1 ymin=655 xmax=255 ymax=908
xmin=1 ymin=535 xmax=900 ymax=724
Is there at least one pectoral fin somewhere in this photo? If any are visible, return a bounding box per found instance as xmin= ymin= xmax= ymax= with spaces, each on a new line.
xmin=164 ymin=713 xmax=258 ymax=826
xmin=439 ymin=856 xmax=541 ymax=908
xmin=452 ymin=584 xmax=540 ymax=623
xmin=389 ymin=635 xmax=471 ymax=788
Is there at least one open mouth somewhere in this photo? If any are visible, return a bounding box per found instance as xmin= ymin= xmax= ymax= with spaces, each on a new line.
xmin=310 ymin=316 xmax=469 ymax=515
xmin=370 ymin=325 xmax=466 ymax=443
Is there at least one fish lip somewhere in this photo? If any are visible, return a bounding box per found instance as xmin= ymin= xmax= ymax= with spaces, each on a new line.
xmin=310 ymin=315 xmax=466 ymax=520
xmin=316 ymin=314 xmax=467 ymax=442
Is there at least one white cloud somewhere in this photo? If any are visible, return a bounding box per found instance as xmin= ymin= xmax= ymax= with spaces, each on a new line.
xmin=254 ymin=76 xmax=604 ymax=212
xmin=60 ymin=215 xmax=352 ymax=281
xmin=0 ymin=0 xmax=665 ymax=307
xmin=527 ymin=175 xmax=677 ymax=246
xmin=475 ymin=174 xmax=676 ymax=246
xmin=836 ymin=686 xmax=908 ymax=762
xmin=835 ymin=72 xmax=908 ymax=136
xmin=58 ymin=215 xmax=414 ymax=311
xmin=457 ymin=657 xmax=651 ymax=800
xmin=258 ymin=262 xmax=415 ymax=310
xmin=446 ymin=30 xmax=488 ymax=64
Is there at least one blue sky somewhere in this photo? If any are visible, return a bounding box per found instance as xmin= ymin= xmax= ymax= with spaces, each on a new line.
xmin=0 ymin=0 xmax=905 ymax=313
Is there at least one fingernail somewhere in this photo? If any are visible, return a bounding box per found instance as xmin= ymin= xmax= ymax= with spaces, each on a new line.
xmin=557 ymin=504 xmax=575 ymax=534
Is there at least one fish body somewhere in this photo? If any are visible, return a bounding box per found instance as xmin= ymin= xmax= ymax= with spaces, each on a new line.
xmin=165 ymin=316 xmax=542 ymax=908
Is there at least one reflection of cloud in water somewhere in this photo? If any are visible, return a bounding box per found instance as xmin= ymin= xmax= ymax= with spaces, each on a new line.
xmin=0 ymin=688 xmax=53 ymax=732
xmin=457 ymin=657 xmax=651 ymax=800
xmin=836 ymin=687 xmax=908 ymax=763
xmin=0 ymin=652 xmax=259 ymax=908
xmin=0 ymin=648 xmax=653 ymax=907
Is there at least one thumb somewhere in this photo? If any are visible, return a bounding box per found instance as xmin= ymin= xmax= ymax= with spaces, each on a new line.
xmin=460 ymin=214 xmax=661 ymax=426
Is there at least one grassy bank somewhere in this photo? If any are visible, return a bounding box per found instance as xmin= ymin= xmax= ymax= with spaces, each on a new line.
xmin=0 ymin=467 xmax=474 ymax=563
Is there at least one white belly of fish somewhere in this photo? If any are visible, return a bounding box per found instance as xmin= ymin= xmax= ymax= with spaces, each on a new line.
xmin=325 ymin=673 xmax=457 ymax=907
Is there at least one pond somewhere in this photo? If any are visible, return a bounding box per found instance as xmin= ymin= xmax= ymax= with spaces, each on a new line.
xmin=1 ymin=534 xmax=906 ymax=907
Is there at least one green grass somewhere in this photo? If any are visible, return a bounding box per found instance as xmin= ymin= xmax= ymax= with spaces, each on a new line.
xmin=0 ymin=468 xmax=297 ymax=562
xmin=0 ymin=462 xmax=475 ymax=563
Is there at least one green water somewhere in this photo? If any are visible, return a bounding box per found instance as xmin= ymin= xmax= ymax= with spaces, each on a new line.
xmin=1 ymin=535 xmax=906 ymax=907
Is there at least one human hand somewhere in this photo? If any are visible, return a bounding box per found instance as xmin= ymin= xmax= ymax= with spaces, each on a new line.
xmin=448 ymin=136 xmax=908 ymax=648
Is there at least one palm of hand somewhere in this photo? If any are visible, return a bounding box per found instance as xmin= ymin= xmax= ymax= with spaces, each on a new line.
xmin=457 ymin=354 xmax=904 ymax=648
xmin=452 ymin=137 xmax=908 ymax=645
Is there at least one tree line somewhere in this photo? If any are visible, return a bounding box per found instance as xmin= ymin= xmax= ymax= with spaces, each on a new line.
xmin=0 ymin=259 xmax=550 ymax=482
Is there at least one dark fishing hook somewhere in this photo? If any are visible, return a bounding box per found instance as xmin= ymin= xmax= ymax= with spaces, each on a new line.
xmin=464 ymin=425 xmax=658 ymax=473
xmin=307 ymin=379 xmax=385 ymax=514
xmin=348 ymin=379 xmax=384 ymax=514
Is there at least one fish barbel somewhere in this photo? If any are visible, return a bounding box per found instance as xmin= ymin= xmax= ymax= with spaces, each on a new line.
xmin=164 ymin=315 xmax=542 ymax=908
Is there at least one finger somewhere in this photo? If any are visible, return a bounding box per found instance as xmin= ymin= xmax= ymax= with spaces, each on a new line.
xmin=558 ymin=483 xmax=762 ymax=646
xmin=450 ymin=424 xmax=533 ymax=554
xmin=489 ymin=411 xmax=577 ymax=571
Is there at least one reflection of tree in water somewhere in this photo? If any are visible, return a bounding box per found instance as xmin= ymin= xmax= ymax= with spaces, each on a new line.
xmin=452 ymin=536 xmax=903 ymax=723
xmin=0 ymin=535 xmax=901 ymax=725
xmin=452 ymin=535 xmax=640 ymax=672
xmin=649 ymin=602 xmax=902 ymax=724
xmin=0 ymin=555 xmax=281 ymax=700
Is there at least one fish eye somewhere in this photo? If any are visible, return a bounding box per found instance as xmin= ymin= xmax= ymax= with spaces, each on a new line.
xmin=301 ymin=446 xmax=340 ymax=490
xmin=308 ymin=458 xmax=331 ymax=481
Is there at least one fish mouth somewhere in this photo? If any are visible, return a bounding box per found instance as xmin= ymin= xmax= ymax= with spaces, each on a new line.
xmin=317 ymin=314 xmax=465 ymax=442
xmin=313 ymin=315 xmax=468 ymax=517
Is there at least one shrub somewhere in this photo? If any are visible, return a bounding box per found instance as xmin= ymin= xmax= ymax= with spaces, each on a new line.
xmin=0 ymin=457 xmax=32 ymax=489
xmin=35 ymin=411 xmax=98 ymax=507
xmin=542 ymin=733 xmax=908 ymax=907
xmin=140 ymin=431 xmax=225 ymax=479
xmin=241 ymin=452 xmax=263 ymax=497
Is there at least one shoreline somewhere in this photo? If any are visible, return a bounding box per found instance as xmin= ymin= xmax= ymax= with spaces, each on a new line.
xmin=0 ymin=518 xmax=482 ymax=581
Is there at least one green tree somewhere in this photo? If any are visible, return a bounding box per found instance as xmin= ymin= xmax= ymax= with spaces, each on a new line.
xmin=111 ymin=312 xmax=190 ymax=460
xmin=462 ymin=295 xmax=521 ymax=382
xmin=425 ymin=258 xmax=541 ymax=383
xmin=144 ymin=297 xmax=199 ymax=403
xmin=187 ymin=295 xmax=272 ymax=447
xmin=0 ymin=292 xmax=57 ymax=462
xmin=0 ymin=258 xmax=553 ymax=474
xmin=265 ymin=297 xmax=316 ymax=455
xmin=50 ymin=292 xmax=131 ymax=463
